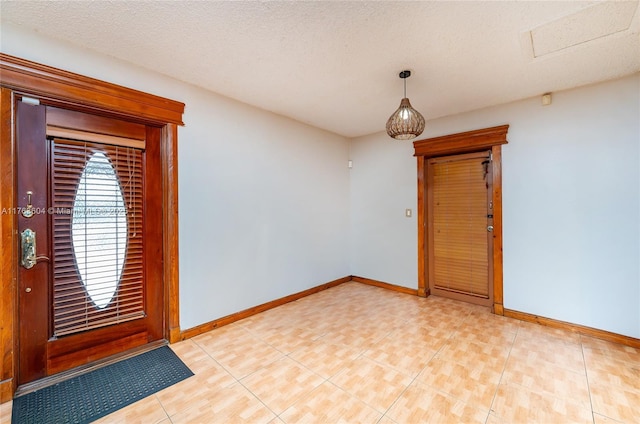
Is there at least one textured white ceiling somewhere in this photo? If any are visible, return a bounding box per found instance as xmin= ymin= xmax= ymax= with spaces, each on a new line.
xmin=1 ymin=1 xmax=639 ymax=138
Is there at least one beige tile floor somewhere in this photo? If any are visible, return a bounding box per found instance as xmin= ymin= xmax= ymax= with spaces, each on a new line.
xmin=3 ymin=282 xmax=639 ymax=423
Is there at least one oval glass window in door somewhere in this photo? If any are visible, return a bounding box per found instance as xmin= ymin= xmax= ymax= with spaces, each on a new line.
xmin=71 ymin=152 xmax=128 ymax=309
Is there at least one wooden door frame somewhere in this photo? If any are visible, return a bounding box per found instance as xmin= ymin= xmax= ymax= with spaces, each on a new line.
xmin=0 ymin=53 xmax=185 ymax=401
xmin=413 ymin=125 xmax=509 ymax=315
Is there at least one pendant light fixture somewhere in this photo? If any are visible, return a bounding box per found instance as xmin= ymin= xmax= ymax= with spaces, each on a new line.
xmin=386 ymin=70 xmax=425 ymax=140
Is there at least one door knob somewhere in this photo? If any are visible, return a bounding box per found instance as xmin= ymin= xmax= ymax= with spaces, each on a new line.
xmin=487 ymin=225 xmax=494 ymax=232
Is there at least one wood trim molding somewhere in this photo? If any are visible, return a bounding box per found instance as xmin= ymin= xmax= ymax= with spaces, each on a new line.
xmin=504 ymin=309 xmax=640 ymax=349
xmin=413 ymin=125 xmax=509 ymax=315
xmin=46 ymin=126 xmax=145 ymax=149
xmin=0 ymin=55 xmax=184 ymax=400
xmin=413 ymin=125 xmax=509 ymax=157
xmin=181 ymin=277 xmax=352 ymax=340
xmin=0 ymin=381 xmax=12 ymax=404
xmin=416 ymin=156 xmax=428 ymax=298
xmin=351 ymin=276 xmax=419 ymax=296
xmin=46 ymin=106 xmax=147 ymax=139
xmin=0 ymin=88 xmax=17 ymax=404
xmin=163 ymin=124 xmax=182 ymax=344
xmin=491 ymin=145 xmax=504 ymax=314
xmin=0 ymin=53 xmax=184 ymax=126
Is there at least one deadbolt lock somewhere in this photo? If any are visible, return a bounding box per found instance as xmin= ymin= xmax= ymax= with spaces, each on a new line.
xmin=22 ymin=191 xmax=35 ymax=218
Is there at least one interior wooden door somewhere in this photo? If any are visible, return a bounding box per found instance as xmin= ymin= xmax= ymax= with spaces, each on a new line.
xmin=427 ymin=151 xmax=494 ymax=306
xmin=16 ymin=100 xmax=164 ymax=385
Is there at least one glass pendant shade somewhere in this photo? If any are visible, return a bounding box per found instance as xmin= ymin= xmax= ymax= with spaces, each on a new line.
xmin=386 ymin=97 xmax=425 ymax=140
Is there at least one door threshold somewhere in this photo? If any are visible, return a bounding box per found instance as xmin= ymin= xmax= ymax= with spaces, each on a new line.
xmin=14 ymin=339 xmax=168 ymax=398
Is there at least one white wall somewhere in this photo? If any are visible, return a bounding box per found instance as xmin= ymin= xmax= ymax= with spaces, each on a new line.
xmin=1 ymin=23 xmax=351 ymax=330
xmin=350 ymin=74 xmax=640 ymax=338
xmin=349 ymin=134 xmax=418 ymax=287
xmin=178 ymin=93 xmax=350 ymax=328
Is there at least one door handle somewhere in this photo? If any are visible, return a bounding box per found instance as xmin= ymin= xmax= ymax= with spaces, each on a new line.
xmin=21 ymin=228 xmax=37 ymax=269
xmin=487 ymin=225 xmax=494 ymax=232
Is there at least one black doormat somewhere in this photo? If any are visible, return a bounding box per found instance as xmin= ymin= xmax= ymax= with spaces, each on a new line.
xmin=12 ymin=345 xmax=193 ymax=424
